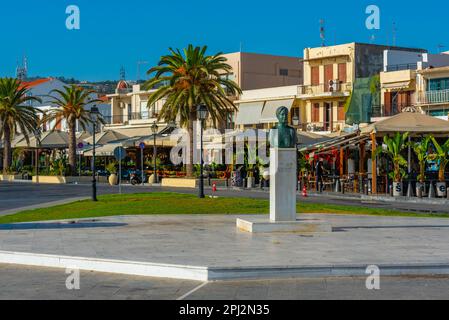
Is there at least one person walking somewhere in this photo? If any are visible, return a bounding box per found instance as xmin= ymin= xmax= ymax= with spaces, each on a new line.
xmin=315 ymin=157 xmax=326 ymax=193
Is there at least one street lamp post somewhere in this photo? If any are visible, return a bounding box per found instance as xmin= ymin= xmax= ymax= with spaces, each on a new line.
xmin=197 ymin=104 xmax=209 ymax=199
xmin=34 ymin=129 xmax=42 ymax=184
xmin=90 ymin=105 xmax=100 ymax=202
xmin=151 ymin=121 xmax=159 ymax=184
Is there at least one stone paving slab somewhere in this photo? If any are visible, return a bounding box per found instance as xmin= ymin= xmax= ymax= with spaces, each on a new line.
xmin=1 ymin=214 xmax=449 ymax=271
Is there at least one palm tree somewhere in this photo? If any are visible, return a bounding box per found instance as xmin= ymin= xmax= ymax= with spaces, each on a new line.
xmin=47 ymin=85 xmax=100 ymax=175
xmin=144 ymin=45 xmax=242 ymax=177
xmin=0 ymin=78 xmax=41 ymax=173
xmin=429 ymin=137 xmax=449 ymax=183
xmin=411 ymin=135 xmax=432 ymax=184
xmin=382 ymin=132 xmax=409 ymax=183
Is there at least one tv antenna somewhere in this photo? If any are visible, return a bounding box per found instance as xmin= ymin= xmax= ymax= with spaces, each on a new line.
xmin=320 ymin=19 xmax=326 ymax=47
xmin=120 ymin=66 xmax=126 ymax=81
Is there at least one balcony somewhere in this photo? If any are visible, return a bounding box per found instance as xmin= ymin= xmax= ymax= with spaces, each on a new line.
xmin=371 ymin=104 xmax=405 ymax=118
xmin=298 ymin=82 xmax=352 ymax=98
xmin=385 ymin=63 xmax=418 ymax=72
xmin=417 ymin=90 xmax=449 ymax=105
xmin=104 ymin=112 xmax=159 ymax=126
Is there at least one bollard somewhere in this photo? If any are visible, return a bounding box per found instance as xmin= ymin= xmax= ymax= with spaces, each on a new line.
xmin=335 ymin=179 xmax=341 ymax=193
xmin=428 ymin=181 xmax=436 ymax=199
xmin=225 ymin=178 xmax=229 ymax=188
xmin=406 ymin=181 xmax=413 ymax=198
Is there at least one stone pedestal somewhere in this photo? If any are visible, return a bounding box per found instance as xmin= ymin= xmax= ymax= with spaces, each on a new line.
xmin=237 ymin=148 xmax=331 ymax=234
xmin=270 ymin=148 xmax=297 ymax=222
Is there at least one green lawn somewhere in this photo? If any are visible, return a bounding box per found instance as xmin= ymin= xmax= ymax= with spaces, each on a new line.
xmin=0 ymin=192 xmax=447 ymax=224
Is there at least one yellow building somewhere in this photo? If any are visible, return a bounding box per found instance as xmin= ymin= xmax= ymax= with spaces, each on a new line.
xmin=298 ymin=43 xmax=426 ymax=132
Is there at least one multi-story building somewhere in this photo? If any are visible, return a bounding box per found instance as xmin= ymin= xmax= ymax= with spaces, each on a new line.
xmin=298 ymin=43 xmax=426 ymax=133
xmin=235 ymin=43 xmax=426 ymax=133
xmin=376 ymin=50 xmax=449 ymax=120
xmin=21 ymin=77 xmax=109 ymax=133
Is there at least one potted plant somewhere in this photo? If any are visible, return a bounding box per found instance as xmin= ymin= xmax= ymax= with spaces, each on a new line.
xmin=106 ymin=161 xmax=118 ymax=186
xmin=429 ymin=137 xmax=449 ymax=197
xmin=382 ymin=132 xmax=409 ymax=197
xmin=411 ymin=136 xmax=432 ymax=197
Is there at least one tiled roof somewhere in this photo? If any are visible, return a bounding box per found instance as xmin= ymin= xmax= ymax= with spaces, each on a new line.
xmin=21 ymin=78 xmax=53 ymax=88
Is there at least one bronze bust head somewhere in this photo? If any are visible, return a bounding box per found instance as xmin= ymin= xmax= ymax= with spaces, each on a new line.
xmin=269 ymin=106 xmax=297 ymax=148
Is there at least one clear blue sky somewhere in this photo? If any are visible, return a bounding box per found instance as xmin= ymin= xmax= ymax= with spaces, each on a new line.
xmin=1 ymin=0 xmax=447 ymax=81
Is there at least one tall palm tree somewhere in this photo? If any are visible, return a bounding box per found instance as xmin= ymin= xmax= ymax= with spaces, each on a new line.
xmin=0 ymin=78 xmax=41 ymax=173
xmin=47 ymin=85 xmax=100 ymax=175
xmin=144 ymin=45 xmax=242 ymax=177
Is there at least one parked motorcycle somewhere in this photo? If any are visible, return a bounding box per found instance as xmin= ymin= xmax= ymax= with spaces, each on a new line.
xmin=129 ymin=170 xmax=147 ymax=186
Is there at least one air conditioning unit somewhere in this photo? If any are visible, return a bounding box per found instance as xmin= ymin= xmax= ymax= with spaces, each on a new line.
xmin=329 ymin=80 xmax=340 ymax=92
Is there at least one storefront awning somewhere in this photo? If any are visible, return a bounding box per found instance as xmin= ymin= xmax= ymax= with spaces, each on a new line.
xmin=235 ymin=102 xmax=264 ymax=125
xmin=260 ymin=99 xmax=295 ymax=123
xmin=381 ymin=81 xmax=412 ymax=90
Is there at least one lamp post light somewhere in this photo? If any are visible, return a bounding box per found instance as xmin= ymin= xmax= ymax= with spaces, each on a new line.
xmin=197 ymin=104 xmax=209 ymax=199
xmin=34 ymin=129 xmax=42 ymax=184
xmin=90 ymin=105 xmax=100 ymax=202
xmin=151 ymin=121 xmax=159 ymax=184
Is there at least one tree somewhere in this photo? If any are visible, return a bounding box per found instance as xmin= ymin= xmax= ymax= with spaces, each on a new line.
xmin=47 ymin=85 xmax=100 ymax=175
xmin=144 ymin=45 xmax=242 ymax=177
xmin=429 ymin=137 xmax=449 ymax=183
xmin=0 ymin=78 xmax=41 ymax=173
xmin=411 ymin=135 xmax=432 ymax=184
xmin=382 ymin=132 xmax=409 ymax=183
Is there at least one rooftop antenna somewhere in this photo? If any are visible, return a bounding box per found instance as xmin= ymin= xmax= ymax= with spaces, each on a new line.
xmin=437 ymin=44 xmax=446 ymax=53
xmin=392 ymin=22 xmax=397 ymax=46
xmin=120 ymin=66 xmax=126 ymax=81
xmin=137 ymin=61 xmax=149 ymax=82
xmin=239 ymin=41 xmax=243 ymax=52
xmin=16 ymin=55 xmax=28 ymax=81
xmin=320 ymin=19 xmax=326 ymax=47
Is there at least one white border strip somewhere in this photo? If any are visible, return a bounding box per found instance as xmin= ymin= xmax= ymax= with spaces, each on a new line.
xmin=0 ymin=251 xmax=208 ymax=281
xmin=2 ymin=250 xmax=449 ymax=281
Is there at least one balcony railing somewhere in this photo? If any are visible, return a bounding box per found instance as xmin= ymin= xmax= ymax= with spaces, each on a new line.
xmin=103 ymin=115 xmax=127 ymax=125
xmin=385 ymin=63 xmax=418 ymax=72
xmin=128 ymin=112 xmax=158 ymax=121
xmin=417 ymin=89 xmax=449 ymax=105
xmin=298 ymin=82 xmax=352 ymax=96
xmin=371 ymin=103 xmax=412 ymax=118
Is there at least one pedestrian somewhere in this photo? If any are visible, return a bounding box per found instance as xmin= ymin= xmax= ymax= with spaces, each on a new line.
xmin=315 ymin=157 xmax=325 ymax=193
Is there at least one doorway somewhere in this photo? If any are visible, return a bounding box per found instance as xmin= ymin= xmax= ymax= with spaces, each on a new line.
xmin=324 ymin=102 xmax=332 ymax=131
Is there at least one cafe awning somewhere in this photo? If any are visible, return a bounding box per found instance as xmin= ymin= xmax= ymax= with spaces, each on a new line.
xmin=235 ymin=102 xmax=264 ymax=125
xmin=260 ymin=99 xmax=295 ymax=123
xmin=14 ymin=131 xmax=69 ymax=149
xmin=362 ymin=111 xmax=449 ymax=136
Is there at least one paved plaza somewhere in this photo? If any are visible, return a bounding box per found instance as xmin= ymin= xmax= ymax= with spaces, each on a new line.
xmin=1 ymin=214 xmax=449 ymax=275
xmin=1 ymin=264 xmax=449 ymax=300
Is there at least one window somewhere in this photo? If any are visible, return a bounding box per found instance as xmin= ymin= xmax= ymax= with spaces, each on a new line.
xmin=429 ymin=78 xmax=449 ymax=91
xmin=338 ymin=63 xmax=347 ymax=83
xmin=279 ymin=69 xmax=289 ymax=76
xmin=311 ymin=66 xmax=320 ymax=86
xmin=312 ymin=103 xmax=320 ymax=122
xmin=338 ymin=102 xmax=345 ymax=121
